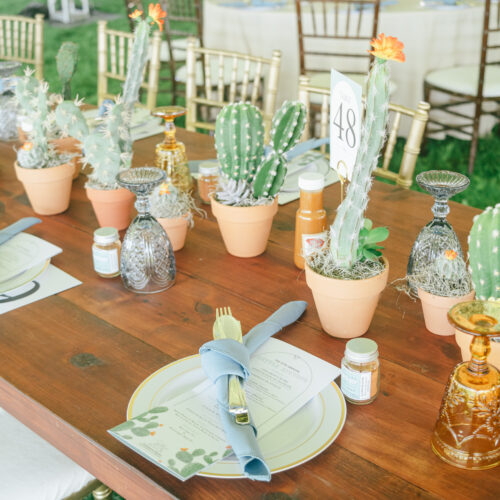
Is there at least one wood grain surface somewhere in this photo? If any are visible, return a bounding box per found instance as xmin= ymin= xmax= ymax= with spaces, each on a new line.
xmin=0 ymin=130 xmax=498 ymax=500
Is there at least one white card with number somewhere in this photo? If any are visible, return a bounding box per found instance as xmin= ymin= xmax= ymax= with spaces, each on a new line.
xmin=329 ymin=69 xmax=362 ymax=182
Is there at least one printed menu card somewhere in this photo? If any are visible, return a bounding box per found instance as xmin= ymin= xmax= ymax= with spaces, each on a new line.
xmin=109 ymin=338 xmax=340 ymax=481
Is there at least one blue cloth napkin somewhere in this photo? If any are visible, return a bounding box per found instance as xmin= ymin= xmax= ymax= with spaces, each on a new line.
xmin=199 ymin=300 xmax=308 ymax=481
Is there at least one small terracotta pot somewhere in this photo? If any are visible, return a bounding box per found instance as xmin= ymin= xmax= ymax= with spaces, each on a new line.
xmin=14 ymin=160 xmax=75 ymax=215
xmin=51 ymin=136 xmax=81 ymax=180
xmin=305 ymin=258 xmax=389 ymax=339
xmin=417 ymin=288 xmax=476 ymax=336
xmin=157 ymin=215 xmax=189 ymax=251
xmin=210 ymin=195 xmax=279 ymax=258
xmin=455 ymin=328 xmax=500 ymax=369
xmin=86 ymin=187 xmax=135 ymax=230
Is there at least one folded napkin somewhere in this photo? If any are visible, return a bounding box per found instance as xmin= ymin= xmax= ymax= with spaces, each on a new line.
xmin=199 ymin=300 xmax=308 ymax=481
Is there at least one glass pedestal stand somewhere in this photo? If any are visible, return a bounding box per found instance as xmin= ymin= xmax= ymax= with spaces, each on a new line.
xmin=407 ymin=170 xmax=470 ymax=293
xmin=431 ymin=300 xmax=500 ymax=470
xmin=151 ymin=106 xmax=193 ymax=193
xmin=117 ymin=167 xmax=176 ymax=294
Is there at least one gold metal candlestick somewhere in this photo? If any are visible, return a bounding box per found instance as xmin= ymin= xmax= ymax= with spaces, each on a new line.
xmin=431 ymin=300 xmax=500 ymax=470
xmin=152 ymin=106 xmax=193 ymax=193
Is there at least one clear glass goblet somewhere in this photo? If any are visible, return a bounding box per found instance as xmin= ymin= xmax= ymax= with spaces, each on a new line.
xmin=116 ymin=167 xmax=176 ymax=294
xmin=407 ymin=170 xmax=470 ymax=292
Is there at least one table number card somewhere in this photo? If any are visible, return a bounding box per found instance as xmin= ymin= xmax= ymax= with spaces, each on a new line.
xmin=329 ymin=69 xmax=362 ymax=182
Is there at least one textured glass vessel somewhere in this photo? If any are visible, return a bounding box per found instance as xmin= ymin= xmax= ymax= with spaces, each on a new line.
xmin=407 ymin=170 xmax=470 ymax=292
xmin=117 ymin=167 xmax=176 ymax=294
xmin=0 ymin=61 xmax=21 ymax=141
xmin=431 ymin=300 xmax=500 ymax=470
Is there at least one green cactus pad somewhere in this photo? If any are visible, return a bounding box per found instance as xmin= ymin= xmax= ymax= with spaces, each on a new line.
xmin=56 ymin=42 xmax=78 ymax=100
xmin=252 ymin=150 xmax=286 ymax=198
xmin=55 ymin=101 xmax=89 ymax=141
xmin=269 ymin=101 xmax=307 ymax=154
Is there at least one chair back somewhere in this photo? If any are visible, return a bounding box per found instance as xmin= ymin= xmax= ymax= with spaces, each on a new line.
xmin=0 ymin=14 xmax=44 ymax=79
xmin=97 ymin=20 xmax=161 ymax=110
xmin=295 ymin=0 xmax=379 ymax=79
xmin=478 ymin=0 xmax=500 ymax=99
xmin=298 ymin=75 xmax=430 ymax=188
xmin=185 ymin=39 xmax=281 ymax=138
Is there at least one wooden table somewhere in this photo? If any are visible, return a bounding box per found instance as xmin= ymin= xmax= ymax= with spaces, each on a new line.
xmin=1 ymin=130 xmax=498 ymax=500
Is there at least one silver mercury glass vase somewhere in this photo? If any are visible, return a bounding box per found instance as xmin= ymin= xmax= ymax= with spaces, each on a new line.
xmin=407 ymin=170 xmax=470 ymax=293
xmin=117 ymin=167 xmax=176 ymax=293
xmin=0 ymin=61 xmax=21 ymax=141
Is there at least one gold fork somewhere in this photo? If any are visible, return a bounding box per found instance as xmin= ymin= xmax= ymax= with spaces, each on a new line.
xmin=213 ymin=307 xmax=250 ymax=425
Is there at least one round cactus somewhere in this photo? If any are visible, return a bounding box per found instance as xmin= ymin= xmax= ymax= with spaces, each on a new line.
xmin=431 ymin=249 xmax=468 ymax=282
xmin=468 ymin=203 xmax=500 ymax=301
xmin=17 ymin=143 xmax=47 ymax=169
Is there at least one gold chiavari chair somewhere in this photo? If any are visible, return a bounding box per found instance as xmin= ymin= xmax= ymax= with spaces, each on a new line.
xmin=295 ymin=0 xmax=380 ymax=90
xmin=184 ymin=38 xmax=281 ymax=139
xmin=424 ymin=0 xmax=500 ymax=174
xmin=298 ymin=75 xmax=430 ymax=188
xmin=97 ymin=20 xmax=162 ymax=110
xmin=0 ymin=14 xmax=44 ymax=80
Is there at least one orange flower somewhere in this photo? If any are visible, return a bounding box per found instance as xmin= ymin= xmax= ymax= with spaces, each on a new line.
xmin=22 ymin=142 xmax=33 ymax=151
xmin=444 ymin=249 xmax=458 ymax=260
xmin=180 ymin=448 xmax=188 ymax=451
xmin=128 ymin=9 xmax=143 ymax=20
xmin=368 ymin=33 xmax=405 ymax=63
xmin=150 ymin=431 xmax=156 ymax=436
xmin=159 ymin=182 xmax=170 ymax=195
xmin=148 ymin=3 xmax=167 ymax=32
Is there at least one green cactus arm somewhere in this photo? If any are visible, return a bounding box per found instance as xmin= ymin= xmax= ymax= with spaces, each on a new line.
xmin=269 ymin=101 xmax=307 ymax=154
xmin=252 ymin=150 xmax=286 ymax=198
xmin=329 ymin=59 xmax=390 ymax=268
xmin=82 ymin=134 xmax=123 ymax=187
xmin=56 ymin=41 xmax=78 ymax=100
xmin=468 ymin=203 xmax=500 ymax=300
xmin=55 ymin=101 xmax=89 ymax=141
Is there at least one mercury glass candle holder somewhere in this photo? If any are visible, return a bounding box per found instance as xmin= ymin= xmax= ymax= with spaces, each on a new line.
xmin=407 ymin=170 xmax=470 ymax=293
xmin=151 ymin=106 xmax=193 ymax=193
xmin=431 ymin=300 xmax=500 ymax=470
xmin=117 ymin=167 xmax=176 ymax=294
xmin=0 ymin=61 xmax=21 ymax=141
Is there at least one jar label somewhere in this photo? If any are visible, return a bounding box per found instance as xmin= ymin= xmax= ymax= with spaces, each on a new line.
xmin=302 ymin=231 xmax=327 ymax=257
xmin=341 ymin=364 xmax=372 ymax=401
xmin=93 ymin=247 xmax=119 ymax=275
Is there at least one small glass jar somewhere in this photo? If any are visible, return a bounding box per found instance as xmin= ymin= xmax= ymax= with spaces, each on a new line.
xmin=92 ymin=227 xmax=121 ymax=278
xmin=197 ymin=161 xmax=219 ymax=204
xmin=341 ymin=338 xmax=380 ymax=405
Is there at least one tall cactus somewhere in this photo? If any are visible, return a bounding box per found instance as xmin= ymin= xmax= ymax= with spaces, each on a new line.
xmin=468 ymin=203 xmax=500 ymax=301
xmin=56 ymin=42 xmax=78 ymax=100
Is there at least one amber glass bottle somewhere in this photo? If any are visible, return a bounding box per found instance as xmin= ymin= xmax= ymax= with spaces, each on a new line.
xmin=294 ymin=172 xmax=327 ymax=269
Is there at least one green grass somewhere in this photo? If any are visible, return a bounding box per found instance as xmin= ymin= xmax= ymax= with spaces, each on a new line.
xmin=3 ymin=0 xmax=499 ymax=209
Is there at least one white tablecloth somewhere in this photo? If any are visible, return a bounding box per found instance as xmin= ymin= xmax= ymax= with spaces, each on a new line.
xmin=204 ymin=0 xmax=485 ymax=113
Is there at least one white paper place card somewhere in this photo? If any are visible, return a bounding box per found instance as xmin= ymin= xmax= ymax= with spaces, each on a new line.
xmin=329 ymin=69 xmax=362 ymax=182
xmin=109 ymin=338 xmax=340 ymax=481
xmin=0 ymin=233 xmax=62 ymax=284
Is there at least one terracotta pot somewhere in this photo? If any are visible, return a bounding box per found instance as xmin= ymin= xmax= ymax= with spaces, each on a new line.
xmin=417 ymin=288 xmax=476 ymax=336
xmin=14 ymin=160 xmax=75 ymax=215
xmin=51 ymin=136 xmax=81 ymax=180
xmin=86 ymin=187 xmax=135 ymax=230
xmin=210 ymin=195 xmax=279 ymax=258
xmin=455 ymin=328 xmax=500 ymax=369
xmin=305 ymin=258 xmax=389 ymax=339
xmin=157 ymin=215 xmax=189 ymax=251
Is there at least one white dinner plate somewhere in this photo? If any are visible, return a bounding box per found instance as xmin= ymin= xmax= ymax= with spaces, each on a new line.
xmin=127 ymin=354 xmax=346 ymax=478
xmin=0 ymin=259 xmax=49 ymax=294
xmin=281 ymin=151 xmax=331 ymax=193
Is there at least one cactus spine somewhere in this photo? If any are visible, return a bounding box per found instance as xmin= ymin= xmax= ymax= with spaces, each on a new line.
xmin=329 ymin=59 xmax=390 ymax=268
xmin=56 ymin=42 xmax=78 ymax=100
xmin=468 ymin=203 xmax=500 ymax=301
xmin=214 ymin=100 xmax=306 ymax=203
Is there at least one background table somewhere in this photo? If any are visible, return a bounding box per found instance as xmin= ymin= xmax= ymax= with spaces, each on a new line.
xmin=1 ymin=131 xmax=499 ymax=499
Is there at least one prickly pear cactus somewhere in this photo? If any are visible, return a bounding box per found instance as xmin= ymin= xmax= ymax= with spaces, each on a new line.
xmin=214 ymin=102 xmax=264 ymax=183
xmin=468 ymin=203 xmax=500 ymax=301
xmin=56 ymin=41 xmax=78 ymax=100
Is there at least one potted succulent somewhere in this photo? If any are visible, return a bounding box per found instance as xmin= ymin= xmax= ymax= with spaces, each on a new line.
xmin=304 ymin=34 xmax=405 ymax=339
xmin=212 ymin=100 xmax=306 ymax=257
xmin=55 ymin=4 xmax=166 ymax=230
xmin=455 ymin=204 xmax=500 ymax=365
xmin=150 ymin=182 xmax=204 ymax=251
xmin=13 ymin=71 xmax=75 ymax=215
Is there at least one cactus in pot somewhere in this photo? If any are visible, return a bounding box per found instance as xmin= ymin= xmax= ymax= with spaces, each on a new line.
xmin=56 ymin=42 xmax=78 ymax=100
xmin=214 ymin=100 xmax=306 ymax=206
xmin=468 ymin=203 xmax=500 ymax=301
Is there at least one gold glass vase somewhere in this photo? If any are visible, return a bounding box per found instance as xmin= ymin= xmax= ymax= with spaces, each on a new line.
xmin=431 ymin=300 xmax=500 ymax=470
xmin=152 ymin=106 xmax=193 ymax=193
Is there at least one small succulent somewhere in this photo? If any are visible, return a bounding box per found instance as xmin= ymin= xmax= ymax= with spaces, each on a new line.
xmin=357 ymin=219 xmax=389 ymax=262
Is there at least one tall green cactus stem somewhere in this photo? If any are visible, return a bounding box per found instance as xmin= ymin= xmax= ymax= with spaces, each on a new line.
xmin=268 ymin=100 xmax=307 ymax=154
xmin=56 ymin=42 xmax=78 ymax=100
xmin=468 ymin=203 xmax=500 ymax=301
xmin=214 ymin=103 xmax=265 ymax=183
xmin=329 ymin=59 xmax=390 ymax=268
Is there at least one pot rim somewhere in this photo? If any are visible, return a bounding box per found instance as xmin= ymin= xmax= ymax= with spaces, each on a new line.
xmin=417 ymin=287 xmax=475 ymax=306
